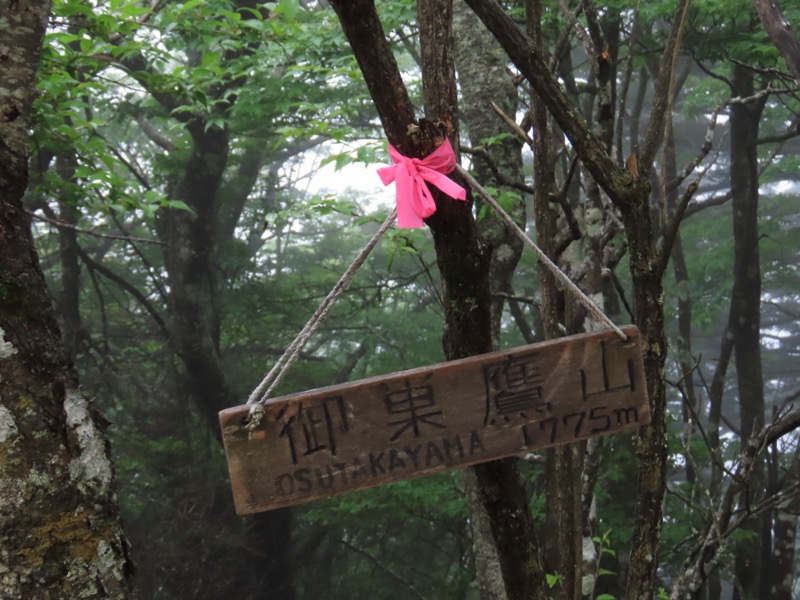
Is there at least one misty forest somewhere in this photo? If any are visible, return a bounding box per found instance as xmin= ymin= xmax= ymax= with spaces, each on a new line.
xmin=2 ymin=0 xmax=800 ymax=598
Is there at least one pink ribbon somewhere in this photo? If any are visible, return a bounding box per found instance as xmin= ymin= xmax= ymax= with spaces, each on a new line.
xmin=377 ymin=139 xmax=467 ymax=228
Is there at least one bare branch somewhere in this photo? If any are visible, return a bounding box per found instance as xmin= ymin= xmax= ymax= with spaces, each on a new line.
xmin=657 ymin=176 xmax=701 ymax=273
xmin=76 ymin=246 xmax=172 ymax=343
xmin=666 ymin=109 xmax=719 ymax=193
xmin=558 ymin=0 xmax=592 ymax=57
xmin=460 ymin=145 xmax=535 ymax=195
xmin=639 ymin=0 xmax=692 ymax=174
xmin=670 ymin=408 xmax=800 ymax=597
xmin=684 ymin=191 xmax=732 ymax=219
xmin=136 ymin=115 xmax=177 ymax=152
xmin=755 ymin=124 xmax=800 ymax=145
xmin=463 ymin=0 xmax=631 ymax=203
xmin=489 ymin=99 xmax=534 ymax=149
xmin=26 ymin=209 xmax=166 ymax=246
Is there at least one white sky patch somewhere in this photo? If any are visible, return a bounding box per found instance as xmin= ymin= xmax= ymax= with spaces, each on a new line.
xmin=711 ymin=112 xmax=729 ymax=125
xmin=308 ymin=157 xmax=387 ymax=199
xmin=762 ymin=179 xmax=800 ymax=196
xmin=762 ymin=326 xmax=793 ymax=350
xmin=295 ymin=139 xmax=393 ymax=211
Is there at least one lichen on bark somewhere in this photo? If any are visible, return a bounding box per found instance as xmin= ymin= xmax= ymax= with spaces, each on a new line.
xmin=0 ymin=0 xmax=138 ymax=597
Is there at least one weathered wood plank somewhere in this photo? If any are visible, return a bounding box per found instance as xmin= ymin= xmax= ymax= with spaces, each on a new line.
xmin=220 ymin=326 xmax=649 ymax=514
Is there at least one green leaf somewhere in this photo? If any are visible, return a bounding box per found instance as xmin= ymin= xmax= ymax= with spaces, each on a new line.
xmin=546 ymin=572 xmax=562 ymax=588
xmin=201 ymin=51 xmax=220 ymax=67
xmin=279 ymin=0 xmax=299 ymax=20
xmin=161 ymin=199 xmax=196 ymax=215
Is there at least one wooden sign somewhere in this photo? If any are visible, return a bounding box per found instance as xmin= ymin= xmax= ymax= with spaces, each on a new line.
xmin=220 ymin=325 xmax=649 ymax=514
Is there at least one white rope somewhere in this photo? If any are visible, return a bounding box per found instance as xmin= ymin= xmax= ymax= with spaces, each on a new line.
xmin=244 ymin=164 xmax=625 ymax=426
xmin=246 ymin=208 xmax=398 ymax=415
xmin=455 ymin=164 xmax=628 ymax=341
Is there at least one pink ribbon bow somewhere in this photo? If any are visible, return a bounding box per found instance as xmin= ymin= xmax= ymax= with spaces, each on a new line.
xmin=377 ymin=139 xmax=467 ymax=228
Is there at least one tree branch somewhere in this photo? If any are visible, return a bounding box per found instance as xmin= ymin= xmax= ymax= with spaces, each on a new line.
xmin=670 ymin=408 xmax=800 ymax=597
xmin=489 ymin=99 xmax=534 ymax=149
xmin=753 ymin=0 xmax=800 ymax=83
xmin=666 ymin=109 xmax=719 ymax=193
xmin=656 ymin=177 xmax=701 ymax=274
xmin=462 ymin=0 xmax=634 ymax=203
xmin=638 ymin=0 xmax=692 ymax=174
xmin=76 ymin=246 xmax=172 ymax=343
xmin=26 ymin=208 xmax=166 ymax=246
xmin=460 ymin=145 xmax=535 ymax=194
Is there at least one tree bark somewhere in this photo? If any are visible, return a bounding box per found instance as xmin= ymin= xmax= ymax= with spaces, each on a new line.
xmin=525 ymin=2 xmax=585 ymax=597
xmin=770 ymin=448 xmax=800 ymax=600
xmin=54 ymin=151 xmax=84 ymax=361
xmin=0 ymin=0 xmax=138 ymax=597
xmin=453 ymin=0 xmax=525 ymax=348
xmin=152 ymin=102 xmax=295 ymax=600
xmin=753 ymin=0 xmax=800 ymax=82
xmin=452 ymin=4 xmax=525 ymax=598
xmin=729 ymin=63 xmax=768 ymax=600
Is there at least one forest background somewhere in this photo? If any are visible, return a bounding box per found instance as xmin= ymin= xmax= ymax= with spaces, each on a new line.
xmin=2 ymin=0 xmax=800 ymax=598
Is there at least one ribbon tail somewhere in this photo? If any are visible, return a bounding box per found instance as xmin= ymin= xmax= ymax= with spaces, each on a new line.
xmin=376 ymin=165 xmax=397 ymax=186
xmin=395 ymin=171 xmax=425 ymax=229
xmin=420 ymin=170 xmax=467 ymax=202
xmin=408 ymin=177 xmax=437 ymax=221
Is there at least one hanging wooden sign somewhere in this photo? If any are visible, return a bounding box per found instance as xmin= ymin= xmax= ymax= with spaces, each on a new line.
xmin=220 ymin=325 xmax=649 ymax=514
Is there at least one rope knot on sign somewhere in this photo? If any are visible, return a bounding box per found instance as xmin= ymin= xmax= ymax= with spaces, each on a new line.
xmin=377 ymin=138 xmax=466 ymax=228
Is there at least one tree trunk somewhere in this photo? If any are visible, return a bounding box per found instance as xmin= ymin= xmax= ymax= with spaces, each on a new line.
xmin=753 ymin=0 xmax=800 ymax=82
xmin=453 ymin=4 xmax=525 ymax=598
xmin=0 ymin=0 xmax=138 ymax=597
xmin=330 ymin=1 xmax=548 ymax=597
xmin=459 ymin=3 xmax=677 ymax=597
xmin=525 ymin=2 xmax=585 ymax=597
xmin=453 ymin=0 xmax=525 ymax=348
xmin=55 ymin=151 xmax=84 ymax=361
xmin=103 ymin=0 xmax=300 ymax=592
xmin=154 ymin=118 xmax=295 ymax=599
xmin=729 ymin=63 xmax=768 ymax=600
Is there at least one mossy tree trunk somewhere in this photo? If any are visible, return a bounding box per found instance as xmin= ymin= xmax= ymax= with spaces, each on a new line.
xmin=0 ymin=0 xmax=138 ymax=597
xmin=452 ymin=3 xmax=526 ymax=598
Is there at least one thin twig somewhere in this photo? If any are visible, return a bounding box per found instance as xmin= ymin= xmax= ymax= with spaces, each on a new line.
xmin=489 ymin=99 xmax=534 ymax=149
xmin=26 ymin=209 xmax=166 ymax=245
xmin=77 ymin=246 xmax=172 ymax=343
xmin=670 ymin=408 xmax=800 ymax=597
xmin=666 ymin=109 xmax=719 ymax=193
xmin=339 ymin=539 xmax=428 ymax=600
xmin=460 ymin=145 xmax=535 ymax=195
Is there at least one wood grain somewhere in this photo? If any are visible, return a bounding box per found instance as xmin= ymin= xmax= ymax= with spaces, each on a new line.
xmin=220 ymin=326 xmax=650 ymax=514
